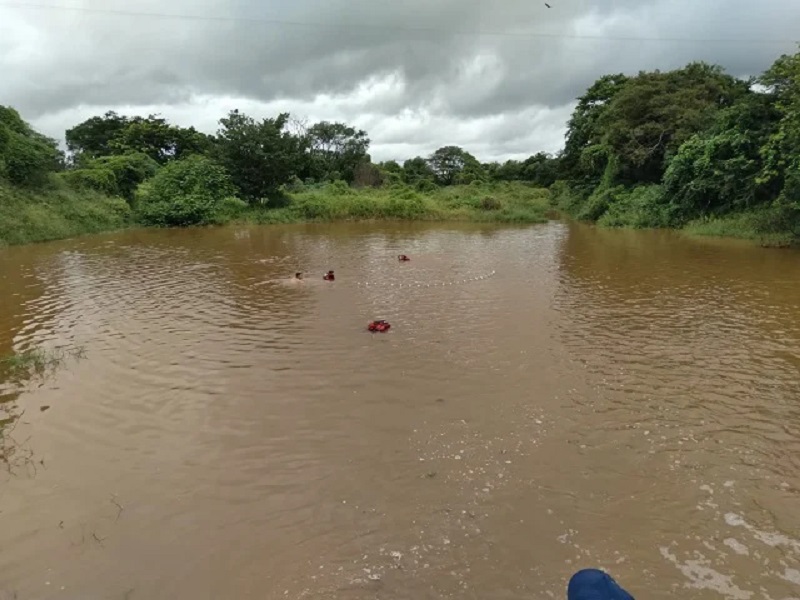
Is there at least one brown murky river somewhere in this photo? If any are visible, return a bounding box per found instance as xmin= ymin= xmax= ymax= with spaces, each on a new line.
xmin=1 ymin=222 xmax=799 ymax=600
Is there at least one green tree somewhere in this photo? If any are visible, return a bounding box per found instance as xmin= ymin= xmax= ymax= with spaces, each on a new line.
xmin=758 ymin=49 xmax=800 ymax=195
xmin=213 ymin=110 xmax=305 ymax=203
xmin=377 ymin=160 xmax=403 ymax=185
xmin=379 ymin=160 xmax=402 ymax=173
xmin=482 ymin=161 xmax=503 ymax=181
xmin=756 ymin=48 xmax=800 ymax=239
xmin=65 ymin=111 xmax=131 ymax=160
xmin=110 ymin=117 xmax=213 ymax=164
xmin=521 ymin=152 xmax=561 ymax=187
xmin=561 ymin=73 xmax=629 ymax=183
xmin=664 ymin=93 xmax=781 ymax=221
xmin=598 ymin=63 xmax=749 ymax=185
xmin=66 ymin=112 xmax=213 ymax=165
xmin=60 ymin=152 xmax=159 ymax=200
xmin=427 ymin=146 xmax=482 ymax=185
xmin=402 ymin=157 xmax=436 ymax=187
xmin=0 ymin=106 xmax=62 ymax=186
xmin=135 ymin=155 xmax=242 ymax=226
xmin=304 ymin=121 xmax=369 ymax=183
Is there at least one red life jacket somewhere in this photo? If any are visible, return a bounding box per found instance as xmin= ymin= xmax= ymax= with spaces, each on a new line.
xmin=368 ymin=320 xmax=390 ymax=332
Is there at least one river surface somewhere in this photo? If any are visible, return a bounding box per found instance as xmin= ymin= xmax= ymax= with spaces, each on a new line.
xmin=1 ymin=222 xmax=799 ymax=600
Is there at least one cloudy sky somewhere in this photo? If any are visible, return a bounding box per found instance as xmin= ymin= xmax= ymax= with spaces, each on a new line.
xmin=1 ymin=0 xmax=799 ymax=162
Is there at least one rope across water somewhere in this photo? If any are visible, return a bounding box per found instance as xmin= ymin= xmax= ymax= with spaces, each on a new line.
xmin=355 ymin=270 xmax=497 ymax=289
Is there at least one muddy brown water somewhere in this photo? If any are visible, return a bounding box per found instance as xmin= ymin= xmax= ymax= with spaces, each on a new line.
xmin=1 ymin=222 xmax=799 ymax=600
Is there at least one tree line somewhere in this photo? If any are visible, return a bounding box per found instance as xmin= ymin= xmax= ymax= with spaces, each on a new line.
xmin=1 ymin=45 xmax=798 ymax=240
xmin=554 ymin=47 xmax=800 ymax=242
xmin=0 ymin=103 xmax=559 ymax=225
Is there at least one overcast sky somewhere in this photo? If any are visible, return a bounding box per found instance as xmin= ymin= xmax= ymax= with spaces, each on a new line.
xmin=1 ymin=0 xmax=799 ymax=162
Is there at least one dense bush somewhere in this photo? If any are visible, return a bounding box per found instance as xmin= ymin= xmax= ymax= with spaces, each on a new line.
xmin=59 ymin=152 xmax=159 ymax=200
xmin=0 ymin=106 xmax=62 ymax=187
xmin=597 ymin=185 xmax=670 ymax=228
xmin=135 ymin=155 xmax=242 ymax=226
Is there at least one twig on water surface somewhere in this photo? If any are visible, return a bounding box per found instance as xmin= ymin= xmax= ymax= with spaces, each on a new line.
xmin=3 ymin=409 xmax=24 ymax=435
xmin=111 ymin=495 xmax=124 ymax=521
xmin=1 ymin=411 xmax=38 ymax=477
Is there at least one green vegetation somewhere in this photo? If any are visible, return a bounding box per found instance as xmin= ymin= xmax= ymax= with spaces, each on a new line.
xmin=3 ymin=44 xmax=800 ymax=246
xmin=135 ymin=155 xmax=245 ymax=226
xmin=0 ymin=346 xmax=87 ymax=379
xmin=554 ymin=48 xmax=800 ymax=246
xmin=0 ymin=103 xmax=554 ymax=245
xmin=0 ymin=178 xmax=131 ymax=247
xmin=248 ymin=182 xmax=550 ymax=225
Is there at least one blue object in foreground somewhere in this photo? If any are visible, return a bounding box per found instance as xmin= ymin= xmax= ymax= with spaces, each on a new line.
xmin=568 ymin=569 xmax=635 ymax=600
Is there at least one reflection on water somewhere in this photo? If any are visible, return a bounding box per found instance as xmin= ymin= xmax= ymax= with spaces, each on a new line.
xmin=0 ymin=222 xmax=798 ymax=599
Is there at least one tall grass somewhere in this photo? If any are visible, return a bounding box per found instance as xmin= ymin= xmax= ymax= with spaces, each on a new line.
xmin=683 ymin=212 xmax=796 ymax=247
xmin=0 ymin=177 xmax=132 ymax=247
xmin=245 ymin=182 xmax=551 ymax=225
xmin=0 ymin=179 xmax=550 ymax=247
xmin=0 ymin=346 xmax=87 ymax=378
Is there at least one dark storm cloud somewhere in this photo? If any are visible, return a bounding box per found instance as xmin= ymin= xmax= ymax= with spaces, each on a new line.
xmin=1 ymin=0 xmax=799 ymax=159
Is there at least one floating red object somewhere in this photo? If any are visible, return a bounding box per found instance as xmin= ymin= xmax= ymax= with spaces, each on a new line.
xmin=368 ymin=320 xmax=391 ymax=332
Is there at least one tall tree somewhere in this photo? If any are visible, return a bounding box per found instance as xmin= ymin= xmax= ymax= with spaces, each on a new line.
xmin=561 ymin=73 xmax=629 ymax=183
xmin=66 ymin=112 xmax=213 ymax=165
xmin=598 ymin=62 xmax=749 ymax=184
xmin=65 ymin=111 xmax=131 ymax=160
xmin=426 ymin=146 xmax=482 ymax=185
xmin=304 ymin=121 xmax=369 ymax=183
xmin=521 ymin=152 xmax=561 ymax=187
xmin=213 ymin=110 xmax=306 ymax=203
xmin=109 ymin=116 xmax=213 ymax=164
xmin=758 ymin=49 xmax=800 ymax=196
xmin=402 ymin=157 xmax=436 ymax=186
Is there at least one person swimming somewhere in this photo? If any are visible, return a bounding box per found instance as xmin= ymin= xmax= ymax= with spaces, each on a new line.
xmin=323 ymin=270 xmax=335 ymax=281
xmin=398 ymin=254 xmax=410 ymax=261
xmin=284 ymin=272 xmax=305 ymax=285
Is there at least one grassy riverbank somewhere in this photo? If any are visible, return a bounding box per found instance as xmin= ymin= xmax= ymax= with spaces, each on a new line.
xmin=0 ymin=178 xmax=132 ymax=247
xmin=550 ymin=182 xmax=800 ymax=248
xmin=682 ymin=212 xmax=798 ymax=247
xmin=5 ymin=175 xmax=797 ymax=249
xmin=0 ymin=180 xmax=550 ymax=247
xmin=245 ymin=182 xmax=551 ymax=225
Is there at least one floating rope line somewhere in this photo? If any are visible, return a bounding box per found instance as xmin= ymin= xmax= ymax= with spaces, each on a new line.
xmin=356 ymin=270 xmax=496 ymax=289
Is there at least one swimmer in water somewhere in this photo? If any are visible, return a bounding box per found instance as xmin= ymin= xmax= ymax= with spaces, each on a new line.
xmin=398 ymin=254 xmax=410 ymax=262
xmin=285 ymin=272 xmax=305 ymax=284
xmin=323 ymin=270 xmax=335 ymax=281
